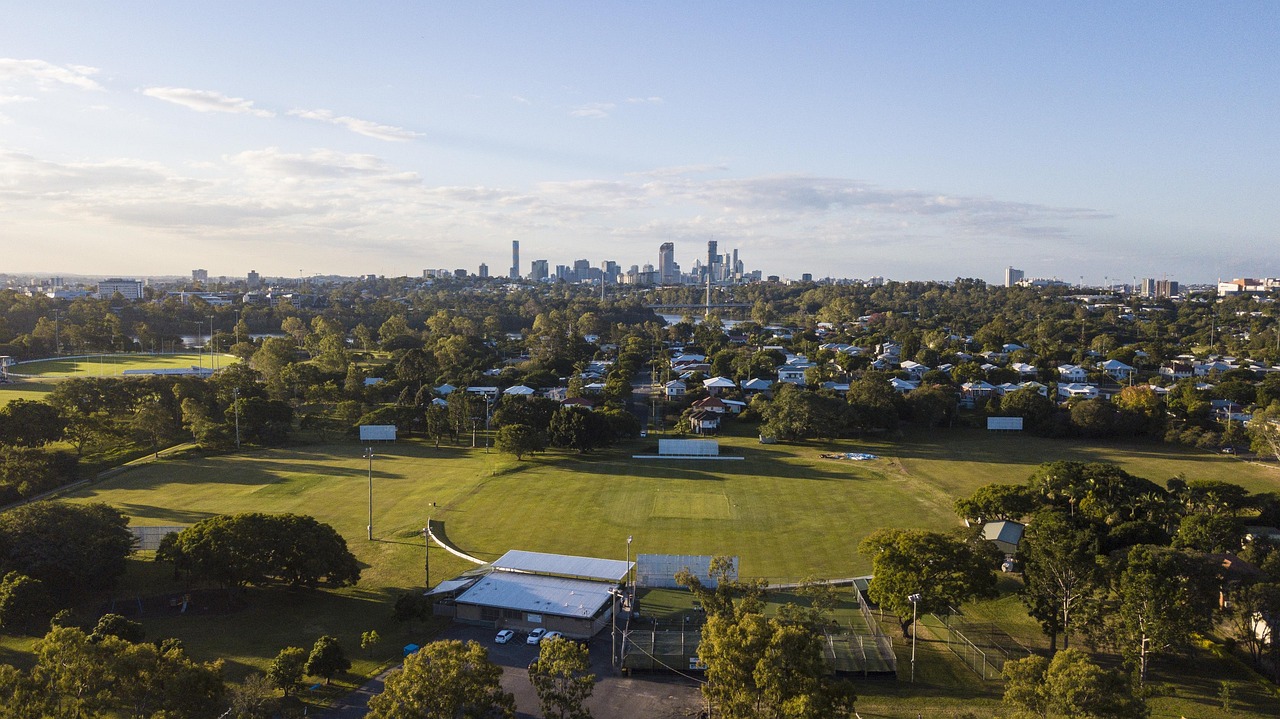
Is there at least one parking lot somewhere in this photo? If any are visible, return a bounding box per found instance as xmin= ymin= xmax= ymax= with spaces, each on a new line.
xmin=439 ymin=624 xmax=704 ymax=719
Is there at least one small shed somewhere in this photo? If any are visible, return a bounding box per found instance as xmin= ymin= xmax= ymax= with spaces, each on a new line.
xmin=982 ymin=520 xmax=1025 ymax=557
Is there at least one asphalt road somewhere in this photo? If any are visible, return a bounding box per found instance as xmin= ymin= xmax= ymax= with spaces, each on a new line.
xmin=324 ymin=624 xmax=703 ymax=719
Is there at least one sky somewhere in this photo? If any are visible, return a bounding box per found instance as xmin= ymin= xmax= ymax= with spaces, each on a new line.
xmin=1 ymin=2 xmax=1277 ymax=284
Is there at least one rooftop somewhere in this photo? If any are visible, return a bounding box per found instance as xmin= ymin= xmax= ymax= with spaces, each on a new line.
xmin=491 ymin=549 xmax=632 ymax=583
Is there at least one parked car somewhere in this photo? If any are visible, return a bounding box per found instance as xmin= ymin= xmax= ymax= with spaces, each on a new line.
xmin=494 ymin=629 xmax=514 ymax=644
xmin=526 ymin=628 xmax=547 ymax=645
xmin=543 ymin=631 xmax=564 ymax=642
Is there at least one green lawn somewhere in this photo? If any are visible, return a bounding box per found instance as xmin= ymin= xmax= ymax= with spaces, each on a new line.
xmin=24 ymin=425 xmax=1280 ymax=714
xmin=13 ymin=352 xmax=238 ymax=378
xmin=0 ymin=379 xmax=56 ymax=407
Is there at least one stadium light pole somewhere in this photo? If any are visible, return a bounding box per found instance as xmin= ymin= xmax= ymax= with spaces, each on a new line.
xmin=908 ymin=593 xmax=922 ymax=683
xmin=364 ymin=448 xmax=374 ymax=541
xmin=626 ymin=535 xmax=633 ymax=602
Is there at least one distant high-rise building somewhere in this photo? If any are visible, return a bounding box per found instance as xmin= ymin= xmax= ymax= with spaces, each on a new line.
xmin=510 ymin=240 xmax=520 ymax=280
xmin=478 ymin=263 xmax=489 ymax=278
xmin=192 ymin=269 xmax=208 ymax=283
xmin=247 ymin=270 xmax=260 ymax=288
xmin=658 ymin=242 xmax=675 ymax=283
xmin=801 ymin=273 xmax=813 ymax=283
xmin=1005 ymin=266 xmax=1024 ymax=287
xmin=530 ymin=259 xmax=549 ymax=281
xmin=1141 ymin=278 xmax=1179 ymax=299
xmin=97 ymin=278 xmax=144 ymax=300
xmin=454 ymin=269 xmax=467 ymax=279
xmin=572 ymin=259 xmax=591 ymax=282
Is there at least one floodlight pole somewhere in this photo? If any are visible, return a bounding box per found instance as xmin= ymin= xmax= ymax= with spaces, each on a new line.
xmin=909 ymin=593 xmax=922 ymax=683
xmin=626 ymin=535 xmax=633 ymax=602
xmin=364 ymin=448 xmax=374 ymax=540
xmin=233 ymin=387 xmax=240 ymax=449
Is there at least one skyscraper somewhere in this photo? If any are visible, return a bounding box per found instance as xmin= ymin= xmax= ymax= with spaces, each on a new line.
xmin=1005 ymin=266 xmax=1024 ymax=287
xmin=530 ymin=259 xmax=549 ymax=281
xmin=478 ymin=263 xmax=489 ymax=278
xmin=510 ymin=241 xmax=520 ymax=280
xmin=658 ymin=242 xmax=675 ymax=283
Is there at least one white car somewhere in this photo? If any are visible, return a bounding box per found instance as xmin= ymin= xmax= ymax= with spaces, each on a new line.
xmin=543 ymin=631 xmax=564 ymax=643
xmin=494 ymin=629 xmax=514 ymax=644
xmin=526 ymin=628 xmax=547 ymax=645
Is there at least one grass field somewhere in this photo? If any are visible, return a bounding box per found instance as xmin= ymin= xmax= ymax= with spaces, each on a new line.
xmin=25 ymin=425 xmax=1280 ymax=714
xmin=0 ymin=379 xmax=56 ymax=407
xmin=13 ymin=352 xmax=238 ymax=378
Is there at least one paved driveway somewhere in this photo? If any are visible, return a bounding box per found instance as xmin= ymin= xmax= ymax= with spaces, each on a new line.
xmin=325 ymin=624 xmax=703 ymax=719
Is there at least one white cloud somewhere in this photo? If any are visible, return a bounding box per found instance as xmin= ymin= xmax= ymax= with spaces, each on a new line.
xmin=142 ymin=87 xmax=274 ymax=117
xmin=512 ymin=95 xmax=531 ymax=105
xmin=288 ymin=108 xmax=421 ymax=142
xmin=570 ymin=102 xmax=615 ymax=119
xmin=0 ymin=58 xmax=103 ymax=91
xmin=626 ymin=96 xmax=664 ymax=104
xmin=0 ymin=94 xmax=36 ymax=104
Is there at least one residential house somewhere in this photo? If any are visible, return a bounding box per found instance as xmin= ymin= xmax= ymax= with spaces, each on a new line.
xmin=665 ymin=380 xmax=687 ymax=398
xmin=1159 ymin=362 xmax=1194 ymax=380
xmin=1011 ymin=362 xmax=1039 ymax=379
xmin=691 ymin=396 xmax=728 ymax=414
xmin=1058 ymin=364 xmax=1089 ymax=383
xmin=889 ymin=378 xmax=919 ymax=394
xmin=899 ymin=360 xmax=929 ymax=379
xmin=689 ymin=410 xmax=721 ymax=434
xmin=702 ymin=376 xmax=737 ymax=395
xmin=740 ymin=378 xmax=773 ymax=394
xmin=1057 ymin=383 xmax=1100 ymax=401
xmin=1101 ymin=359 xmax=1135 ymax=381
xmin=982 ymin=521 xmax=1025 ymax=557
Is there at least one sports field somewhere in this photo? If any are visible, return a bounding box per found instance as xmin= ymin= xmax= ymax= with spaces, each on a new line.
xmin=0 ymin=379 xmax=55 ymax=407
xmin=44 ymin=428 xmax=1280 ymax=714
xmin=13 ymin=352 xmax=238 ymax=378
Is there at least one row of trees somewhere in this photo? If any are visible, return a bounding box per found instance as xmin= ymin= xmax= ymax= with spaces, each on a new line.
xmin=957 ymin=461 xmax=1280 ymax=679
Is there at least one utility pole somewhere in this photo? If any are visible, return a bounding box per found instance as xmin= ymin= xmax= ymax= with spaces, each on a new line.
xmin=364 ymin=448 xmax=375 ymax=541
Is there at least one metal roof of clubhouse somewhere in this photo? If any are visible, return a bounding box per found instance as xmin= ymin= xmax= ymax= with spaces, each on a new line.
xmin=491 ymin=550 xmax=632 ymax=583
xmin=454 ymin=572 xmax=615 ymax=619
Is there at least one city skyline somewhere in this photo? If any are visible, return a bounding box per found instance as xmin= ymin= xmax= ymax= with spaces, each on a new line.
xmin=1 ymin=3 xmax=1277 ymax=284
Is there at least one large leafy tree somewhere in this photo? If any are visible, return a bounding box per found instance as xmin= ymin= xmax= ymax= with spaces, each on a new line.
xmin=367 ymin=640 xmax=515 ymax=719
xmin=0 ymin=399 xmax=66 ymax=447
xmin=1108 ymin=545 xmax=1216 ymax=681
xmin=495 ymin=423 xmax=547 ymax=461
xmin=267 ymin=646 xmax=308 ymax=696
xmin=548 ymin=406 xmax=611 ymax=453
xmin=529 ymin=636 xmax=595 ymax=719
xmin=159 ymin=513 xmax=359 ymax=590
xmin=858 ymin=528 xmax=997 ymax=634
xmin=0 ymin=501 xmax=133 ymax=598
xmin=954 ymin=483 xmax=1038 ymax=523
xmin=1019 ymin=509 xmax=1101 ymax=651
xmin=1003 ymin=649 xmax=1147 ymax=718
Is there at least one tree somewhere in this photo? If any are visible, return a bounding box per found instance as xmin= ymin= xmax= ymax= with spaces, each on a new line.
xmin=1249 ymin=399 xmax=1280 ymax=455
xmin=1002 ymin=654 xmax=1050 ymax=718
xmin=268 ymin=646 xmax=308 ymax=696
xmin=548 ymin=406 xmax=611 ymax=453
xmin=999 ymin=387 xmax=1058 ymax=433
xmin=367 ymin=640 xmax=515 ymax=719
xmin=131 ymin=397 xmax=179 ymax=459
xmin=1019 ymin=509 xmax=1101 ymax=651
xmin=0 ymin=399 xmax=66 ymax=447
xmin=1171 ymin=513 xmax=1244 ymax=553
xmin=954 ymin=483 xmax=1038 ymax=523
xmin=903 ymin=385 xmax=954 ymax=428
xmin=1228 ymin=582 xmax=1280 ymax=667
xmin=89 ymin=613 xmax=145 ymax=644
xmin=0 ymin=502 xmax=133 ymax=598
xmin=846 ymin=376 xmax=900 ymax=433
xmin=361 ymin=630 xmax=381 ymax=658
xmin=305 ymin=635 xmax=350 ymax=685
xmin=495 ymin=423 xmax=546 ymax=460
xmin=858 ymin=528 xmax=997 ymax=634
xmin=226 ymin=672 xmax=278 ymax=719
xmin=0 ymin=572 xmax=52 ymax=634
xmin=1003 ymin=649 xmax=1147 ymax=719
xmin=160 ymin=513 xmax=360 ymax=590
xmin=529 ymin=636 xmax=595 ymax=719
xmin=1111 ymin=545 xmax=1216 ymax=681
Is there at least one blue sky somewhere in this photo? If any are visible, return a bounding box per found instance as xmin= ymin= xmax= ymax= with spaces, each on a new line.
xmin=1 ymin=2 xmax=1276 ymax=284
